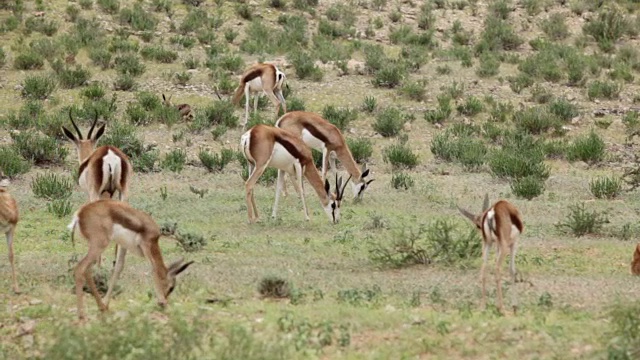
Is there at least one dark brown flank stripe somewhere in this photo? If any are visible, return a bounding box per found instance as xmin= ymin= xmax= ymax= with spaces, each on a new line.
xmin=302 ymin=121 xmax=329 ymax=144
xmin=243 ymin=68 xmax=264 ymax=83
xmin=274 ymin=134 xmax=307 ymax=165
xmin=510 ymin=212 xmax=524 ymax=233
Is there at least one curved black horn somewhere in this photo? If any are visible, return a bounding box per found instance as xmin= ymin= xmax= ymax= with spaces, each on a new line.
xmin=88 ymin=109 xmax=99 ymax=139
xmin=341 ymin=174 xmax=352 ymax=199
xmin=68 ymin=109 xmax=83 ymax=140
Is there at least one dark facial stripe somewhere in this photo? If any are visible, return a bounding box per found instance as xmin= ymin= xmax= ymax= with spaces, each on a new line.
xmin=303 ymin=122 xmax=329 ymax=144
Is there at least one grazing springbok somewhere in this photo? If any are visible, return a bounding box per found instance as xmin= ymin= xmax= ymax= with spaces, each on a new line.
xmin=68 ymin=200 xmax=193 ymax=320
xmin=631 ymin=243 xmax=640 ymax=275
xmin=162 ymin=93 xmax=193 ymax=121
xmin=0 ymin=176 xmax=20 ymax=293
xmin=232 ymin=63 xmax=287 ymax=129
xmin=458 ymin=194 xmax=524 ymax=314
xmin=275 ymin=111 xmax=374 ymax=200
xmin=240 ymin=124 xmax=349 ymax=224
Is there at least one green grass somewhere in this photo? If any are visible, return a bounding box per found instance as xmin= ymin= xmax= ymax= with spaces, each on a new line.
xmin=0 ymin=0 xmax=639 ymax=358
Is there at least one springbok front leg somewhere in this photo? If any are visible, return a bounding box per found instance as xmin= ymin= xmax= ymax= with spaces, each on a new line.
xmin=6 ymin=227 xmax=20 ymax=294
xmin=102 ymin=246 xmax=127 ymax=306
xmin=245 ymin=162 xmax=269 ymax=223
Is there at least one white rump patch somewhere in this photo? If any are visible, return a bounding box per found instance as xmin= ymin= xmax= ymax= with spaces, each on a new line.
xmin=483 ymin=209 xmax=497 ymax=241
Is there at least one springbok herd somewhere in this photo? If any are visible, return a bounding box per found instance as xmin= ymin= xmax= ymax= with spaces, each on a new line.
xmin=1 ymin=61 xmax=638 ymax=320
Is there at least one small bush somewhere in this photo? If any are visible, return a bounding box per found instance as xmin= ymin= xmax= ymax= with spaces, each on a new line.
xmin=372 ymin=63 xmax=405 ymax=88
xmin=258 ymin=275 xmax=291 ymax=298
xmin=567 ymin=130 xmax=605 ymax=164
xmin=113 ymin=74 xmax=137 ymax=91
xmin=541 ymin=13 xmax=569 ymax=40
xmin=556 ymin=203 xmax=608 ymax=237
xmin=587 ymin=80 xmax=622 ymax=100
xmin=590 ymin=175 xmax=622 ymax=199
xmin=346 ymin=137 xmax=373 ymax=164
xmin=31 ymin=172 xmax=74 ymax=200
xmin=391 ymin=172 xmax=414 ymax=190
xmin=161 ymin=148 xmax=187 ymax=173
xmin=141 ymin=45 xmax=178 ymax=64
xmin=322 ymin=105 xmax=358 ymax=131
xmin=383 ymin=141 xmax=419 ymax=169
xmin=21 ymin=74 xmax=56 ymax=100
xmin=514 ymin=107 xmax=561 ymax=135
xmin=476 ymin=53 xmax=500 ymax=77
xmin=373 ymin=107 xmax=405 ymax=137
xmin=119 ymin=4 xmax=157 ymax=31
xmin=488 ymin=133 xmax=550 ymax=180
xmin=175 ymin=230 xmax=207 ymax=252
xmin=115 ymin=54 xmax=146 ymax=77
xmin=582 ymin=6 xmax=630 ymax=52
xmin=14 ymin=51 xmax=44 ymax=70
xmin=133 ymin=147 xmax=159 ymax=173
xmin=0 ymin=146 xmax=30 ymax=178
xmin=11 ymin=132 xmax=67 ymax=165
xmin=606 ymin=301 xmax=640 ymax=358
xmin=361 ymin=96 xmax=377 ymax=113
xmin=289 ymin=51 xmax=323 ymax=81
xmin=89 ymin=47 xmax=112 ymax=69
xmin=47 ymin=199 xmax=73 ymax=218
xmin=548 ymin=98 xmax=578 ymax=122
xmin=82 ymin=83 xmax=106 ymax=100
xmin=199 ymin=148 xmax=235 ymax=172
xmin=57 ymin=65 xmax=91 ymax=89
xmin=510 ymin=175 xmax=545 ymax=200
xmin=456 ymin=96 xmax=484 ymax=116
xmin=97 ymin=0 xmax=120 ymax=14
xmin=399 ymin=81 xmax=426 ymax=101
xmin=99 ymin=122 xmax=144 ymax=158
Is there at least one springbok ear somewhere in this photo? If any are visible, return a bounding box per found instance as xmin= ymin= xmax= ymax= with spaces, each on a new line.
xmin=482 ymin=194 xmax=490 ymax=212
xmin=458 ymin=206 xmax=476 ymax=222
xmin=361 ymin=168 xmax=370 ymax=179
xmin=93 ymin=124 xmax=106 ymax=141
xmin=62 ymin=127 xmax=77 ymax=142
xmin=336 ymin=173 xmax=342 ymax=194
xmin=324 ymin=179 xmax=330 ymax=195
xmin=171 ymin=260 xmax=194 ymax=276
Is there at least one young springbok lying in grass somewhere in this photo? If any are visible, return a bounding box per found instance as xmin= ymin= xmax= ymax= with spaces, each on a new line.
xmin=0 ymin=176 xmax=20 ymax=293
xmin=240 ymin=124 xmax=349 ymax=224
xmin=458 ymin=194 xmax=524 ymax=314
xmin=162 ymin=93 xmax=193 ymax=121
xmin=631 ymin=243 xmax=640 ymax=275
xmin=275 ymin=111 xmax=374 ymax=200
xmin=232 ymin=63 xmax=287 ymax=129
xmin=68 ymin=200 xmax=193 ymax=320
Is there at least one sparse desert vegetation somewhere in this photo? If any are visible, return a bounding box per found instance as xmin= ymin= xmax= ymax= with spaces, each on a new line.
xmin=3 ymin=0 xmax=640 ymax=358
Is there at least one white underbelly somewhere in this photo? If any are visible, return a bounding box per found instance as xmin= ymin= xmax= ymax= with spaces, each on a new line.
xmin=247 ymin=77 xmax=263 ymax=92
xmin=301 ymin=129 xmax=326 ymax=152
xmin=112 ymin=224 xmax=144 ymax=257
xmin=267 ymin=143 xmax=297 ymax=171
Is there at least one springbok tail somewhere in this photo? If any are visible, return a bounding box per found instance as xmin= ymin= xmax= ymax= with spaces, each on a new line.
xmin=67 ymin=213 xmax=79 ymax=248
xmin=232 ymin=81 xmax=246 ymax=105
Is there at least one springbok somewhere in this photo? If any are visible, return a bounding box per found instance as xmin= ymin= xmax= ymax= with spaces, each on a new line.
xmin=68 ymin=199 xmax=193 ymax=320
xmin=232 ymin=63 xmax=287 ymax=129
xmin=162 ymin=93 xmax=193 ymax=121
xmin=631 ymin=243 xmax=640 ymax=275
xmin=0 ymin=175 xmax=20 ymax=293
xmin=240 ymin=124 xmax=349 ymax=224
xmin=275 ymin=111 xmax=374 ymax=200
xmin=458 ymin=194 xmax=524 ymax=314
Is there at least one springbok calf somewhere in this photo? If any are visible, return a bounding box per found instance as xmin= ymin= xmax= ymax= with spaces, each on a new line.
xmin=62 ymin=111 xmax=132 ymax=203
xmin=275 ymin=111 xmax=374 ymax=200
xmin=240 ymin=124 xmax=349 ymax=224
xmin=232 ymin=63 xmax=287 ymax=129
xmin=0 ymin=176 xmax=20 ymax=293
xmin=631 ymin=243 xmax=640 ymax=275
xmin=68 ymin=200 xmax=193 ymax=320
xmin=458 ymin=194 xmax=524 ymax=314
xmin=162 ymin=93 xmax=193 ymax=121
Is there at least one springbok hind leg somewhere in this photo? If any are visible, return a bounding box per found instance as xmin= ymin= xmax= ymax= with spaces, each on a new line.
xmin=6 ymin=227 xmax=20 ymax=294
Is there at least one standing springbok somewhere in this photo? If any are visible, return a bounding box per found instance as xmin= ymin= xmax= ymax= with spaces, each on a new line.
xmin=62 ymin=110 xmax=132 ymax=203
xmin=232 ymin=63 xmax=287 ymax=129
xmin=458 ymin=194 xmax=524 ymax=314
xmin=240 ymin=124 xmax=349 ymax=224
xmin=162 ymin=93 xmax=193 ymax=121
xmin=68 ymin=199 xmax=193 ymax=320
xmin=275 ymin=111 xmax=374 ymax=200
xmin=0 ymin=176 xmax=20 ymax=293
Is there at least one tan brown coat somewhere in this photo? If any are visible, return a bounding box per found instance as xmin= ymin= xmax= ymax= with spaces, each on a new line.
xmin=0 ymin=187 xmax=20 ymax=293
xmin=233 ymin=63 xmax=287 ymax=129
